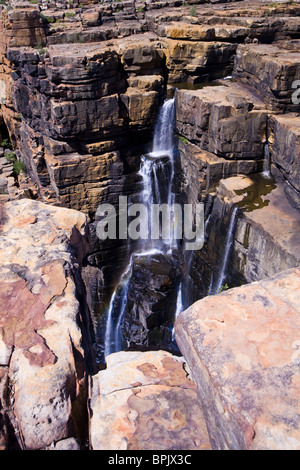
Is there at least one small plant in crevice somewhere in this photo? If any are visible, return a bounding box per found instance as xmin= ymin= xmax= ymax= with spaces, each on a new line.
xmin=34 ymin=42 xmax=47 ymax=55
xmin=218 ymin=283 xmax=230 ymax=293
xmin=40 ymin=13 xmax=56 ymax=24
xmin=178 ymin=135 xmax=189 ymax=144
xmin=190 ymin=5 xmax=197 ymax=17
xmin=1 ymin=138 xmax=11 ymax=149
xmin=5 ymin=151 xmax=26 ymax=176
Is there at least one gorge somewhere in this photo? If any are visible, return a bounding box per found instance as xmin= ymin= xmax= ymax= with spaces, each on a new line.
xmin=0 ymin=0 xmax=300 ymax=451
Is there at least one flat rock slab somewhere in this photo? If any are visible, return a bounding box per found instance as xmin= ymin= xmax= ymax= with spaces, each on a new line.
xmin=175 ymin=267 xmax=300 ymax=450
xmin=89 ymin=350 xmax=212 ymax=450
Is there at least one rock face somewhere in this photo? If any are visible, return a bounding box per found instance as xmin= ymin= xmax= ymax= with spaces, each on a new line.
xmin=122 ymin=252 xmax=182 ymax=350
xmin=175 ymin=82 xmax=268 ymax=160
xmin=175 ymin=267 xmax=300 ymax=450
xmin=268 ymin=113 xmax=300 ymax=207
xmin=0 ymin=0 xmax=300 ymax=452
xmin=89 ymin=350 xmax=212 ymax=450
xmin=234 ymin=44 xmax=300 ymax=112
xmin=0 ymin=199 xmax=89 ymax=449
xmin=207 ymin=174 xmax=300 ymax=286
xmin=4 ymin=37 xmax=165 ymax=214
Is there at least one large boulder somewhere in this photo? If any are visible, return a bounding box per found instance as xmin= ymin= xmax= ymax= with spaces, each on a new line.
xmin=175 ymin=267 xmax=300 ymax=450
xmin=0 ymin=199 xmax=89 ymax=449
xmin=89 ymin=350 xmax=212 ymax=450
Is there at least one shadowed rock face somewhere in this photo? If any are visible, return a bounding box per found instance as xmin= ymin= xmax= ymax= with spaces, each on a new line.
xmin=0 ymin=0 xmax=300 ymax=451
xmin=122 ymin=252 xmax=182 ymax=350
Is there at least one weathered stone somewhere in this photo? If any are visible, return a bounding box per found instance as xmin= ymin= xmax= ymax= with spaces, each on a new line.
xmin=175 ymin=82 xmax=268 ymax=159
xmin=0 ymin=199 xmax=89 ymax=449
xmin=89 ymin=350 xmax=212 ymax=450
xmin=175 ymin=267 xmax=300 ymax=450
xmin=3 ymin=9 xmax=46 ymax=48
xmin=177 ymin=139 xmax=262 ymax=201
xmin=161 ymin=39 xmax=237 ymax=83
xmin=234 ymin=44 xmax=300 ymax=112
xmin=268 ymin=113 xmax=300 ymax=206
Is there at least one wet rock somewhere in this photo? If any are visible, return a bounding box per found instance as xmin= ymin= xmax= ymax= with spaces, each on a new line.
xmin=123 ymin=251 xmax=182 ymax=349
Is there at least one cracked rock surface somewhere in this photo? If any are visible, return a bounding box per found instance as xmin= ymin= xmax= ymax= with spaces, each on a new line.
xmin=0 ymin=198 xmax=89 ymax=449
xmin=89 ymin=350 xmax=212 ymax=450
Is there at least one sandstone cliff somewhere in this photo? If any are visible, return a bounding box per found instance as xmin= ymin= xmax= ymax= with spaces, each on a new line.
xmin=0 ymin=0 xmax=299 ymax=451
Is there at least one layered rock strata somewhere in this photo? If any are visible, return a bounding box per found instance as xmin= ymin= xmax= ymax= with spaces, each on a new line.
xmin=0 ymin=0 xmax=299 ymax=451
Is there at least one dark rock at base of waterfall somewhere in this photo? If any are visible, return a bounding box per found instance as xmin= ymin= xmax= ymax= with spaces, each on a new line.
xmin=122 ymin=251 xmax=182 ymax=351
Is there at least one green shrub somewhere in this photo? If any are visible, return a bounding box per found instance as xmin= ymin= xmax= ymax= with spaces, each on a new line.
xmin=178 ymin=135 xmax=189 ymax=144
xmin=13 ymin=160 xmax=26 ymax=175
xmin=4 ymin=151 xmax=26 ymax=175
xmin=218 ymin=283 xmax=229 ymax=293
xmin=34 ymin=42 xmax=47 ymax=55
xmin=40 ymin=13 xmax=56 ymax=24
xmin=5 ymin=151 xmax=16 ymax=162
xmin=190 ymin=5 xmax=197 ymax=17
xmin=1 ymin=138 xmax=11 ymax=149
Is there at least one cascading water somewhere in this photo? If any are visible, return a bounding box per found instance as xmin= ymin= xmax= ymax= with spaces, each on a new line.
xmin=263 ymin=143 xmax=271 ymax=177
xmin=210 ymin=205 xmax=238 ymax=295
xmin=139 ymin=98 xmax=177 ymax=251
xmin=151 ymin=98 xmax=175 ymax=158
xmin=172 ymin=283 xmax=183 ymax=341
xmin=104 ymin=98 xmax=180 ymax=359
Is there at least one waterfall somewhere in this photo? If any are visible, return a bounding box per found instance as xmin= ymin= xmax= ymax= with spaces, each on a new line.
xmin=263 ymin=143 xmax=271 ymax=177
xmin=104 ymin=290 xmax=117 ymax=357
xmin=172 ymin=283 xmax=183 ymax=341
xmin=139 ymin=98 xmax=176 ymax=251
xmin=151 ymin=98 xmax=175 ymax=158
xmin=213 ymin=206 xmax=238 ymax=295
xmin=104 ymin=98 xmax=178 ymax=359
